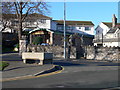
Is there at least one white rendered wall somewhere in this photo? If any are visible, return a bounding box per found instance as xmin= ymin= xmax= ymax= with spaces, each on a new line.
xmin=37 ymin=19 xmax=51 ymax=29
xmin=1 ymin=28 xmax=13 ymax=33
xmin=99 ymin=22 xmax=110 ymax=35
xmin=103 ymin=42 xmax=119 ymax=47
xmin=105 ymin=33 xmax=114 ymax=38
xmin=72 ymin=25 xmax=94 ymax=35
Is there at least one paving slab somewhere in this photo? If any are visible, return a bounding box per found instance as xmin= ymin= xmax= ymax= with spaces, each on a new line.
xmin=2 ymin=61 xmax=53 ymax=79
xmin=1 ymin=53 xmax=53 ymax=79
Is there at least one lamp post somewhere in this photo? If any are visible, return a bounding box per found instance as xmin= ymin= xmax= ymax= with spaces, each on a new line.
xmin=64 ymin=0 xmax=66 ymax=59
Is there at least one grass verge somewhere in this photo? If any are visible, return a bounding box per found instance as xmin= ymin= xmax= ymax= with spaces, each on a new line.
xmin=0 ymin=61 xmax=9 ymax=71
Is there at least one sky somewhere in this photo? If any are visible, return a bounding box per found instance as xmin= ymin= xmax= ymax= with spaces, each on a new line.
xmin=48 ymin=2 xmax=118 ymax=28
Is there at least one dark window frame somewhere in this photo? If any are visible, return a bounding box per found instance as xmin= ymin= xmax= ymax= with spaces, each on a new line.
xmin=85 ymin=27 xmax=91 ymax=31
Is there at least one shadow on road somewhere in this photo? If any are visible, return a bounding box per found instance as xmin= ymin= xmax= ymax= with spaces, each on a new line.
xmin=53 ymin=61 xmax=87 ymax=66
xmin=3 ymin=65 xmax=40 ymax=72
xmin=97 ymin=63 xmax=119 ymax=66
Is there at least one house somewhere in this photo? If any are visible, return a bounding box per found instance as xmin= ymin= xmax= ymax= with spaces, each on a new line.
xmin=1 ymin=13 xmax=95 ymax=46
xmin=53 ymin=20 xmax=94 ymax=35
xmin=29 ymin=20 xmax=94 ymax=46
xmin=0 ymin=13 xmax=53 ymax=33
xmin=94 ymin=14 xmax=120 ymax=47
xmin=23 ymin=13 xmax=53 ymax=31
xmin=0 ymin=14 xmax=17 ymax=33
xmin=53 ymin=20 xmax=94 ymax=45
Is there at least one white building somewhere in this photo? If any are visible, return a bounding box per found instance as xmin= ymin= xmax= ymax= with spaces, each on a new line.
xmin=1 ymin=13 xmax=95 ymax=45
xmin=1 ymin=13 xmax=53 ymax=33
xmin=23 ymin=14 xmax=53 ymax=32
xmin=94 ymin=14 xmax=120 ymax=47
xmin=103 ymin=27 xmax=120 ymax=47
xmin=1 ymin=13 xmax=94 ymax=36
xmin=53 ymin=20 xmax=94 ymax=35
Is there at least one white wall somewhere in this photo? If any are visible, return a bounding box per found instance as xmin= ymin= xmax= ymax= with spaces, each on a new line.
xmin=24 ymin=19 xmax=51 ymax=29
xmin=94 ymin=42 xmax=120 ymax=47
xmin=0 ymin=20 xmax=14 ymax=33
xmin=37 ymin=19 xmax=51 ymax=29
xmin=55 ymin=24 xmax=94 ymax=35
xmin=72 ymin=25 xmax=94 ymax=35
xmin=96 ymin=22 xmax=110 ymax=35
xmin=1 ymin=28 xmax=13 ymax=33
xmin=105 ymin=33 xmax=114 ymax=38
xmin=103 ymin=42 xmax=119 ymax=47
xmin=95 ymin=26 xmax=103 ymax=35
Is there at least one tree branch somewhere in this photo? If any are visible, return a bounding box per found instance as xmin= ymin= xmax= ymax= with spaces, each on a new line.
xmin=22 ymin=2 xmax=28 ymax=9
xmin=22 ymin=2 xmax=41 ymax=21
xmin=14 ymin=2 xmax=19 ymax=18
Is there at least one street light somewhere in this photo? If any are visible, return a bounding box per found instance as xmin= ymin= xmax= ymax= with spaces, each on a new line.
xmin=64 ymin=0 xmax=66 ymax=59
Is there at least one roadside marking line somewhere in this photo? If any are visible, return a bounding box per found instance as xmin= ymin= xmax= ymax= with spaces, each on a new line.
xmin=33 ymin=65 xmax=55 ymax=76
xmin=36 ymin=66 xmax=64 ymax=78
xmin=1 ymin=75 xmax=35 ymax=82
xmin=1 ymin=65 xmax=64 ymax=82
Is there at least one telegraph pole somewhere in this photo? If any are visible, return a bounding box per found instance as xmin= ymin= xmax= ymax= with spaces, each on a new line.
xmin=64 ymin=0 xmax=66 ymax=59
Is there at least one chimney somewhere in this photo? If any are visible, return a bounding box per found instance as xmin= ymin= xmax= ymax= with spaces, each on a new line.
xmin=112 ymin=14 xmax=117 ymax=28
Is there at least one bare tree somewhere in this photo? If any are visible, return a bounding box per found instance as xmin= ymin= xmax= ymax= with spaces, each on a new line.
xmin=2 ymin=1 xmax=49 ymax=54
xmin=2 ymin=1 xmax=49 ymax=39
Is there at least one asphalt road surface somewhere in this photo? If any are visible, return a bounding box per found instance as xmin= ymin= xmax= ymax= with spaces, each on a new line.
xmin=2 ymin=60 xmax=120 ymax=89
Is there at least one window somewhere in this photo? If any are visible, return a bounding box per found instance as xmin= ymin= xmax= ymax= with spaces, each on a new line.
xmin=97 ymin=30 xmax=99 ymax=34
xmin=115 ymin=34 xmax=117 ymax=37
xmin=85 ymin=27 xmax=91 ymax=31
xmin=57 ymin=26 xmax=63 ymax=30
xmin=67 ymin=26 xmax=73 ymax=30
xmin=39 ymin=19 xmax=46 ymax=23
xmin=79 ymin=27 xmax=82 ymax=29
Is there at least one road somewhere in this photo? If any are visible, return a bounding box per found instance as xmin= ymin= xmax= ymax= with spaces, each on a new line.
xmin=2 ymin=60 xmax=120 ymax=89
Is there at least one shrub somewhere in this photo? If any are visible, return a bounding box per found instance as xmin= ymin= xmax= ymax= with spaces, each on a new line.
xmin=22 ymin=31 xmax=29 ymax=35
xmin=33 ymin=37 xmax=43 ymax=45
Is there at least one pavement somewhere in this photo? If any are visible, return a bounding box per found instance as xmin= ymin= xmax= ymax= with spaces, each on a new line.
xmin=1 ymin=53 xmax=54 ymax=80
xmin=0 ymin=53 xmax=119 ymax=82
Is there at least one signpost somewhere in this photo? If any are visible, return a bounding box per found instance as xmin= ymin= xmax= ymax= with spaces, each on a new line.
xmin=64 ymin=0 xmax=66 ymax=59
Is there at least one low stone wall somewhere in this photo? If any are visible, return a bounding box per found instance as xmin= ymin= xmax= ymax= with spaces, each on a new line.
xmin=85 ymin=46 xmax=120 ymax=61
xmin=27 ymin=45 xmax=120 ymax=61
xmin=27 ymin=45 xmax=76 ymax=58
